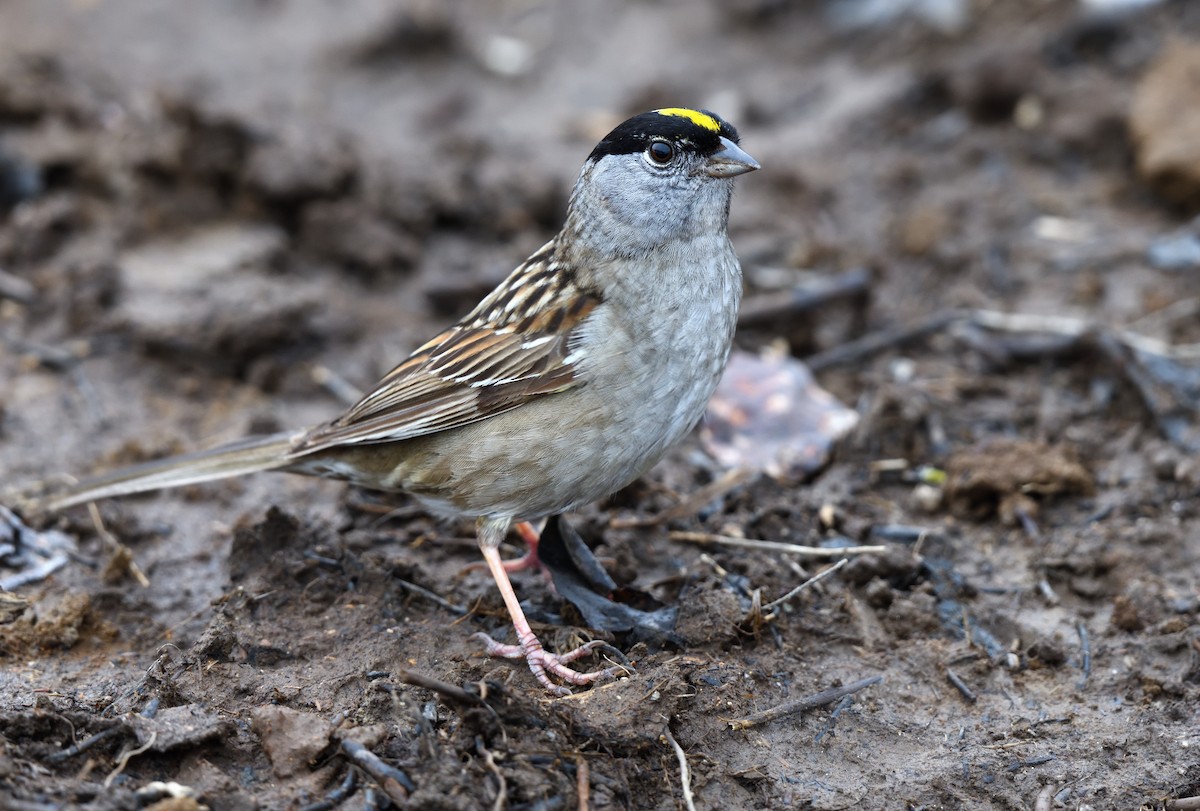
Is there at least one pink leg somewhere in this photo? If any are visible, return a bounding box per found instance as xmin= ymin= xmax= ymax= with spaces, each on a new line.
xmin=472 ymin=517 xmax=622 ymax=695
xmin=501 ymin=520 xmax=543 ymax=574
xmin=461 ymin=520 xmax=544 ymax=576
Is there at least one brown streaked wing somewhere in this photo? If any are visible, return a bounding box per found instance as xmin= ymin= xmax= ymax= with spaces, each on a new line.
xmin=293 ymin=294 xmax=599 ymax=453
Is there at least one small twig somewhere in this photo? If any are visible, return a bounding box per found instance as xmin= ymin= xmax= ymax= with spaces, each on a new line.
xmin=911 ymin=530 xmax=929 ymax=560
xmin=968 ymin=309 xmax=1089 ymax=340
xmin=870 ymin=525 xmax=933 ymax=544
xmin=0 ymin=333 xmax=84 ymax=370
xmin=46 ymin=725 xmax=125 ymax=763
xmin=1127 ymin=296 xmax=1200 ymax=332
xmin=661 ymin=726 xmax=697 ymax=811
xmin=1167 ymin=797 xmax=1200 ymax=810
xmin=392 ymin=668 xmax=484 ymax=707
xmin=1076 ymin=621 xmax=1091 ymax=690
xmin=738 ymin=266 xmax=871 ymax=330
xmin=1036 ymin=577 xmax=1060 ymax=606
xmin=1094 ymin=332 xmax=1179 ymax=434
xmin=0 ymin=267 xmax=35 ymax=304
xmin=576 ymin=754 xmax=590 ymax=811
xmin=612 ymin=468 xmax=756 ymax=528
xmin=972 ymin=308 xmax=1200 ymax=360
xmin=945 ymin=668 xmax=977 ymax=704
xmin=814 ymin=695 xmax=855 ymax=743
xmin=697 ymin=552 xmax=728 ymax=577
xmin=1013 ymin=507 xmax=1040 ymax=541
xmin=1007 ymin=754 xmax=1055 ymax=772
xmin=1030 ymin=715 xmax=1072 ymax=729
xmin=807 ymin=310 xmax=960 ymax=371
xmin=763 ymin=558 xmax=847 ymax=611
xmin=393 ymin=577 xmax=467 ymax=615
xmin=671 ymin=532 xmax=886 ymax=558
xmin=340 ymin=740 xmax=414 ymax=804
xmin=88 ymin=503 xmax=150 ymax=588
xmin=476 ymin=737 xmax=506 ymax=811
xmin=298 ymin=769 xmax=358 ymax=811
xmin=1034 ymin=783 xmax=1056 ymax=811
xmin=103 ymin=730 xmax=156 ymax=788
xmin=729 ymin=675 xmax=883 ymax=730
xmin=744 ymin=584 xmax=767 ymax=636
xmin=310 ymin=364 xmax=363 ymax=406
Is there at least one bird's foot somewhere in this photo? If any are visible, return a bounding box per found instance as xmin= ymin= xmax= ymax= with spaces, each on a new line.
xmin=473 ymin=632 xmax=625 ymax=696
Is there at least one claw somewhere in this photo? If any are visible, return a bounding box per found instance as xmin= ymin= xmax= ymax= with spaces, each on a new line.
xmin=473 ymin=633 xmax=623 ymax=696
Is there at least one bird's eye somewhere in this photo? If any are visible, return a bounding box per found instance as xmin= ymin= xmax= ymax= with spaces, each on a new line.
xmin=647 ymin=140 xmax=675 ymax=164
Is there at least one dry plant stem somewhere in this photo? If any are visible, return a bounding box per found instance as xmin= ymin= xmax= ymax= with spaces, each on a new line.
xmin=0 ymin=333 xmax=83 ymax=370
xmin=392 ymin=577 xmax=467 ymax=615
xmin=808 ymin=306 xmax=1200 ymax=373
xmin=0 ymin=267 xmax=36 ymax=303
xmin=88 ymin=503 xmax=150 ymax=587
xmin=814 ymin=696 xmax=855 ymax=743
xmin=103 ymin=730 xmax=156 ymax=789
xmin=1167 ymin=797 xmax=1200 ymax=810
xmin=737 ymin=266 xmax=871 ymax=330
xmin=763 ymin=558 xmax=847 ymax=610
xmin=807 ymin=311 xmax=958 ymax=371
xmin=393 ymin=668 xmax=484 ymax=707
xmin=476 ymin=737 xmax=507 ymax=811
xmin=1076 ymin=621 xmax=1091 ymax=689
xmin=340 ymin=740 xmax=413 ymax=804
xmin=1127 ymin=296 xmax=1200 ymax=332
xmin=661 ymin=726 xmax=697 ymax=811
xmin=729 ymin=674 xmax=883 ymax=730
xmin=309 ymin=364 xmax=363 ymax=406
xmin=46 ymin=726 xmax=124 ymax=763
xmin=1034 ymin=784 xmax=1055 ymax=811
xmin=698 ymin=552 xmax=729 ymax=577
xmin=945 ymin=668 xmax=977 ymax=704
xmin=671 ymin=531 xmax=886 ymax=558
xmin=576 ymin=754 xmax=590 ymax=811
xmin=969 ymin=308 xmax=1200 ymax=360
xmin=298 ymin=770 xmax=358 ymax=811
xmin=612 ymin=468 xmax=756 ymax=528
xmin=1008 ymin=755 xmax=1055 ymax=772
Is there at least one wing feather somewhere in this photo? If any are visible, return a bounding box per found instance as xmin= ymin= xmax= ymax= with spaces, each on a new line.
xmin=293 ymin=245 xmax=600 ymax=454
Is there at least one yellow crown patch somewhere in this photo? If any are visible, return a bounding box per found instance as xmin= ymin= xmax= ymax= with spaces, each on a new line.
xmin=654 ymin=108 xmax=721 ymax=133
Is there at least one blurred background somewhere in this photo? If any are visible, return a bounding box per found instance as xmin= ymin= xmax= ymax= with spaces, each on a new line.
xmin=2 ymin=0 xmax=1196 ymax=388
xmin=2 ymin=1 xmax=1199 ymax=808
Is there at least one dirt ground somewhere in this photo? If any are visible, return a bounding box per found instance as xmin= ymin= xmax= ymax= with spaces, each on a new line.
xmin=1 ymin=1 xmax=1199 ymax=808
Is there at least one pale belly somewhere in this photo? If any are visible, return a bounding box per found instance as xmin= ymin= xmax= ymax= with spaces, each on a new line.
xmin=292 ymin=245 xmax=741 ymax=522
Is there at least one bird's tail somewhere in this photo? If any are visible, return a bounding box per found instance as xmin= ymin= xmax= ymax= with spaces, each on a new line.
xmin=7 ymin=431 xmax=301 ymax=515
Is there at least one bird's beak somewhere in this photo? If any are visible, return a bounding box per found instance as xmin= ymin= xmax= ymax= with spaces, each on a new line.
xmin=704 ymin=136 xmax=760 ymax=177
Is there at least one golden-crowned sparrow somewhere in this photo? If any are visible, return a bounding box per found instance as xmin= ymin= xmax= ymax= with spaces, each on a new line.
xmin=11 ymin=108 xmax=758 ymax=694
